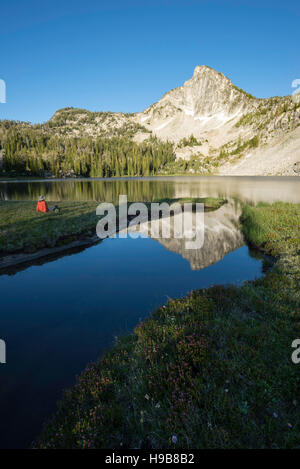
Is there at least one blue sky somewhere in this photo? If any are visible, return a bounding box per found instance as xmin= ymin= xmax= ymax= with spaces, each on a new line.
xmin=1 ymin=0 xmax=299 ymax=123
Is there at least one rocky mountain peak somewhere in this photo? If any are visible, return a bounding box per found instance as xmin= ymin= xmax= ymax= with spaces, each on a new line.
xmin=137 ymin=66 xmax=255 ymax=142
xmin=192 ymin=64 xmax=220 ymax=77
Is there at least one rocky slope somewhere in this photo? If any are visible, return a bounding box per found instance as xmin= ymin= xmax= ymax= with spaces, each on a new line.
xmin=219 ymin=125 xmax=300 ymax=176
xmin=46 ymin=107 xmax=149 ymax=139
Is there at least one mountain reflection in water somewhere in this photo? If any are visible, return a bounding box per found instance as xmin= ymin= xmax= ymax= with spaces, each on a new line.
xmin=153 ymin=202 xmax=244 ymax=270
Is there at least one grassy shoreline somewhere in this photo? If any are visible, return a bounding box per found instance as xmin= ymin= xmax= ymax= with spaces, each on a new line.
xmin=0 ymin=197 xmax=226 ymax=255
xmin=35 ymin=201 xmax=300 ymax=449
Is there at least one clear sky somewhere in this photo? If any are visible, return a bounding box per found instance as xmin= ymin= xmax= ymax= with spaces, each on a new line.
xmin=1 ymin=0 xmax=299 ymax=123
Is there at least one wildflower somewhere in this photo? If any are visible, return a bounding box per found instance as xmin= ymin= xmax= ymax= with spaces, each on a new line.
xmin=172 ymin=435 xmax=177 ymax=444
xmin=273 ymin=412 xmax=278 ymax=419
xmin=225 ymin=389 xmax=229 ymax=393
xmin=287 ymin=423 xmax=292 ymax=429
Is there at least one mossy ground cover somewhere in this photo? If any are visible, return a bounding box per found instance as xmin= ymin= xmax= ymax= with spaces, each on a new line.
xmin=36 ymin=202 xmax=300 ymax=449
xmin=241 ymin=202 xmax=299 ymax=258
xmin=0 ymin=197 xmax=225 ymax=254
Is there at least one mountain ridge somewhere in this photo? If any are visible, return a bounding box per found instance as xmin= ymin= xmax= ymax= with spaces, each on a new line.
xmin=1 ymin=65 xmax=300 ymax=176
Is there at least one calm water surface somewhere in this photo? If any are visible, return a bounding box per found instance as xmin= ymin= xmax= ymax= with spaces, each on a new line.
xmin=0 ymin=176 xmax=299 ymax=448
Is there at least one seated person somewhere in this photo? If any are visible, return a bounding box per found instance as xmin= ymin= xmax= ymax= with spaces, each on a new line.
xmin=36 ymin=196 xmax=60 ymax=213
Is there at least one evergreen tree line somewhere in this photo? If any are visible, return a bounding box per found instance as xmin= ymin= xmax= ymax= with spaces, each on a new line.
xmin=0 ymin=124 xmax=176 ymax=177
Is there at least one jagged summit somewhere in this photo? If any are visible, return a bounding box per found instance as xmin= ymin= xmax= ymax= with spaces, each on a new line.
xmin=136 ymin=65 xmax=255 ymax=141
xmin=192 ymin=64 xmax=220 ymax=76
